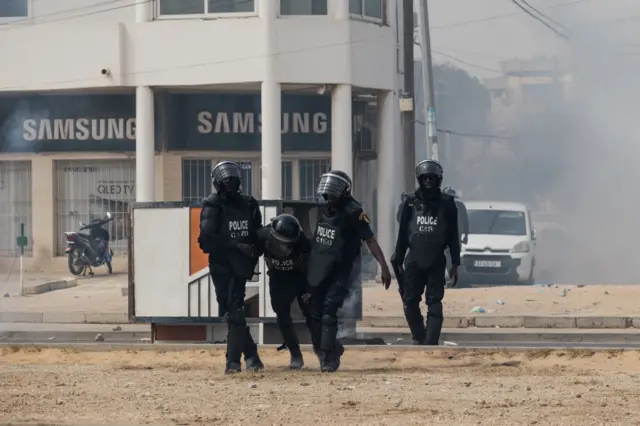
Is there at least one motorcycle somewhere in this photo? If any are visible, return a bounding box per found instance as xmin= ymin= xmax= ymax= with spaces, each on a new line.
xmin=64 ymin=212 xmax=114 ymax=276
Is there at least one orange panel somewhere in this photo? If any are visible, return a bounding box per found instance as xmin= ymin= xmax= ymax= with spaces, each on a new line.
xmin=189 ymin=207 xmax=209 ymax=276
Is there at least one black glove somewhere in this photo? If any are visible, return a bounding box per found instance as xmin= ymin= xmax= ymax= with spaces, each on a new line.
xmin=234 ymin=242 xmax=258 ymax=258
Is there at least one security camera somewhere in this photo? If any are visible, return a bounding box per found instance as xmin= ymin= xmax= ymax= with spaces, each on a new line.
xmin=101 ymin=68 xmax=111 ymax=77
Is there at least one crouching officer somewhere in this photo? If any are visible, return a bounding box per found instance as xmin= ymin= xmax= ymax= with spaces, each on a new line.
xmin=391 ymin=160 xmax=461 ymax=345
xmin=308 ymin=170 xmax=392 ymax=372
xmin=198 ymin=161 xmax=264 ymax=374
xmin=256 ymin=214 xmax=313 ymax=370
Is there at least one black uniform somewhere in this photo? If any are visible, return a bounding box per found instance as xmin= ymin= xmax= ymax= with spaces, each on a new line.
xmin=393 ymin=161 xmax=461 ymax=345
xmin=307 ymin=171 xmax=374 ymax=372
xmin=256 ymin=216 xmax=313 ymax=369
xmin=198 ymin=161 xmax=263 ymax=374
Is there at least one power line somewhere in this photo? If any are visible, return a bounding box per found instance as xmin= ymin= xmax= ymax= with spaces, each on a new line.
xmin=518 ymin=0 xmax=573 ymax=34
xmin=415 ymin=120 xmax=514 ymax=140
xmin=511 ymin=0 xmax=570 ymax=40
xmin=431 ymin=0 xmax=596 ymax=31
xmin=431 ymin=49 xmax=502 ymax=73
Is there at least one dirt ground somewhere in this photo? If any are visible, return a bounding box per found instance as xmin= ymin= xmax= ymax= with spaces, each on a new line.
xmin=2 ymin=347 xmax=640 ymax=425
xmin=364 ymin=284 xmax=640 ymax=317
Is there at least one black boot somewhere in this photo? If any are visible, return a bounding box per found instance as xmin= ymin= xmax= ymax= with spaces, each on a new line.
xmin=289 ymin=349 xmax=304 ymax=370
xmin=245 ymin=355 xmax=265 ymax=372
xmin=425 ymin=315 xmax=444 ymax=345
xmin=279 ymin=322 xmax=304 ymax=370
xmin=403 ymin=306 xmax=427 ymax=343
xmin=320 ymin=321 xmax=340 ymax=373
xmin=225 ymin=362 xmax=242 ymax=374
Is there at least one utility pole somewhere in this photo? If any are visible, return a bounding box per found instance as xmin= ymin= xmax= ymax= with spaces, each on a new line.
xmin=401 ymin=0 xmax=415 ymax=192
xmin=416 ymin=0 xmax=438 ymax=161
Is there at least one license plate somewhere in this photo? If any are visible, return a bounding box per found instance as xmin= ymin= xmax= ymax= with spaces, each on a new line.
xmin=474 ymin=260 xmax=502 ymax=268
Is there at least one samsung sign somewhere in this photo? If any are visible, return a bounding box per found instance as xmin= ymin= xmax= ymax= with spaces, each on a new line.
xmin=22 ymin=118 xmax=137 ymax=141
xmin=0 ymin=93 xmax=357 ymax=152
xmin=196 ymin=112 xmax=328 ymax=135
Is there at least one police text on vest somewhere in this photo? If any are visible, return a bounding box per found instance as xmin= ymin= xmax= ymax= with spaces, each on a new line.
xmin=228 ymin=220 xmax=249 ymax=239
xmin=417 ymin=215 xmax=437 ymax=233
xmin=316 ymin=225 xmax=336 ymax=246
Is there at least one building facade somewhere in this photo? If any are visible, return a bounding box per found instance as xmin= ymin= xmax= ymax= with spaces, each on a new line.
xmin=0 ymin=0 xmax=405 ymax=264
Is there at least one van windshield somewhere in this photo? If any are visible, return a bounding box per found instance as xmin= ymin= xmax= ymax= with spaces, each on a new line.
xmin=468 ymin=210 xmax=527 ymax=236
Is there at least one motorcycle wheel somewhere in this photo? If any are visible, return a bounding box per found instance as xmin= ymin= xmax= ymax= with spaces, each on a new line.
xmin=67 ymin=248 xmax=86 ymax=276
xmin=106 ymin=261 xmax=113 ymax=274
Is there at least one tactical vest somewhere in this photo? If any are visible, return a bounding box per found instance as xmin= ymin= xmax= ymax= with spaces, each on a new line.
xmin=307 ymin=209 xmax=346 ymax=287
xmin=407 ymin=195 xmax=448 ymax=269
xmin=221 ymin=196 xmax=257 ymax=278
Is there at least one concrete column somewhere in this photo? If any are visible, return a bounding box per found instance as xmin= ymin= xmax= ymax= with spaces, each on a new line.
xmin=331 ymin=84 xmax=353 ymax=175
xmin=31 ymin=157 xmax=55 ymax=261
xmin=260 ymin=0 xmax=281 ymax=200
xmin=135 ymin=0 xmax=151 ymax=22
xmin=136 ymin=86 xmax=155 ymax=202
xmin=376 ymin=89 xmax=398 ymax=260
xmin=333 ymin=0 xmax=349 ymax=19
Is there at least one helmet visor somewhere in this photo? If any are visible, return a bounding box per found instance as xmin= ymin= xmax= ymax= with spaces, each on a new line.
xmin=316 ymin=173 xmax=349 ymax=200
xmin=267 ymin=229 xmax=295 ymax=257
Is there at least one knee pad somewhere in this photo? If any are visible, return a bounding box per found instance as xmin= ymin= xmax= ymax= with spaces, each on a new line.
xmin=427 ymin=302 xmax=443 ymax=318
xmin=227 ymin=308 xmax=247 ymax=326
xmin=321 ymin=314 xmax=337 ymax=327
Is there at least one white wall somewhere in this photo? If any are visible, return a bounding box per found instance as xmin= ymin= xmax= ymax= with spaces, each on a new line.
xmin=0 ymin=1 xmax=398 ymax=91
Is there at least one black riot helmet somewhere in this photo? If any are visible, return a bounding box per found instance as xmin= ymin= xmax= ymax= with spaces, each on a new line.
xmin=316 ymin=170 xmax=352 ymax=202
xmin=211 ymin=161 xmax=242 ymax=195
xmin=415 ymin=160 xmax=443 ymax=189
xmin=442 ymin=186 xmax=458 ymax=198
xmin=267 ymin=214 xmax=301 ymax=257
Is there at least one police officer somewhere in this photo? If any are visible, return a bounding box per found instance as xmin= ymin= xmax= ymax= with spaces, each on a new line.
xmin=256 ymin=214 xmax=313 ymax=370
xmin=391 ymin=160 xmax=461 ymax=345
xmin=442 ymin=187 xmax=469 ymax=245
xmin=198 ymin=161 xmax=264 ymax=374
xmin=307 ymin=170 xmax=392 ymax=372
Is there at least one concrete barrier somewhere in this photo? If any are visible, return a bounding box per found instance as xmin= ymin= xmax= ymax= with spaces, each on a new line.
xmin=22 ymin=278 xmax=78 ymax=295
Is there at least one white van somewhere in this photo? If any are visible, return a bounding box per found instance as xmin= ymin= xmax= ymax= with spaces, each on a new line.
xmin=459 ymin=201 xmax=536 ymax=285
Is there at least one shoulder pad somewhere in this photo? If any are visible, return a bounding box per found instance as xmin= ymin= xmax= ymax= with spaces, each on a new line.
xmin=441 ymin=193 xmax=454 ymax=202
xmin=202 ymin=193 xmax=220 ymax=207
xmin=343 ymin=198 xmax=362 ymax=215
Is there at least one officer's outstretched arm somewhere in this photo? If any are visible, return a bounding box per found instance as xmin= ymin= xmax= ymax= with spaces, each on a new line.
xmin=446 ymin=199 xmax=461 ymax=266
xmin=350 ymin=207 xmax=391 ymax=288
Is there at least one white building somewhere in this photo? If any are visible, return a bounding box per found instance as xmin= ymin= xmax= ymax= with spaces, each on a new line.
xmin=0 ymin=0 xmax=404 ymax=266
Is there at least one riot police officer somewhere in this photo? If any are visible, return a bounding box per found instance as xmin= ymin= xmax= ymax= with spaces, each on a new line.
xmin=442 ymin=187 xmax=469 ymax=245
xmin=391 ymin=160 xmax=461 ymax=345
xmin=307 ymin=170 xmax=392 ymax=372
xmin=256 ymin=214 xmax=313 ymax=370
xmin=198 ymin=161 xmax=264 ymax=374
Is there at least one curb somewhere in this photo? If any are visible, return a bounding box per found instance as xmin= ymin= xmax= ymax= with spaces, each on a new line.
xmin=2 ymin=313 xmax=640 ymax=329
xmin=0 ymin=312 xmax=129 ymax=324
xmin=359 ymin=315 xmax=640 ymax=329
xmin=22 ymin=278 xmax=78 ymax=295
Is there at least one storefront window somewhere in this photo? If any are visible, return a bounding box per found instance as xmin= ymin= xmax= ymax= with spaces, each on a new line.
xmin=0 ymin=161 xmax=32 ymax=256
xmin=158 ymin=0 xmax=255 ymax=16
xmin=280 ymin=0 xmax=327 ymax=16
xmin=55 ymin=160 xmax=136 ymax=256
xmin=299 ymin=158 xmax=330 ymax=201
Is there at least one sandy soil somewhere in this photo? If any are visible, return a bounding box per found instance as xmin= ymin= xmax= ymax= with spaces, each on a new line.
xmin=2 ymin=347 xmax=640 ymax=425
xmin=364 ymin=284 xmax=640 ymax=317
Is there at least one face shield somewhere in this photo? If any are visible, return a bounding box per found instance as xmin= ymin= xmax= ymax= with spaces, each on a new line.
xmin=316 ymin=173 xmax=350 ymax=203
xmin=266 ymin=228 xmax=296 ymax=258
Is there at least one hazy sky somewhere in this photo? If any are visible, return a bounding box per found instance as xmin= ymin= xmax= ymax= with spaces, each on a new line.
xmin=423 ymin=0 xmax=640 ymax=78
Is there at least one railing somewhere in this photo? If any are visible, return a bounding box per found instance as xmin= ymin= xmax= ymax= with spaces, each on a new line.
xmin=187 ymin=271 xmax=213 ymax=317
